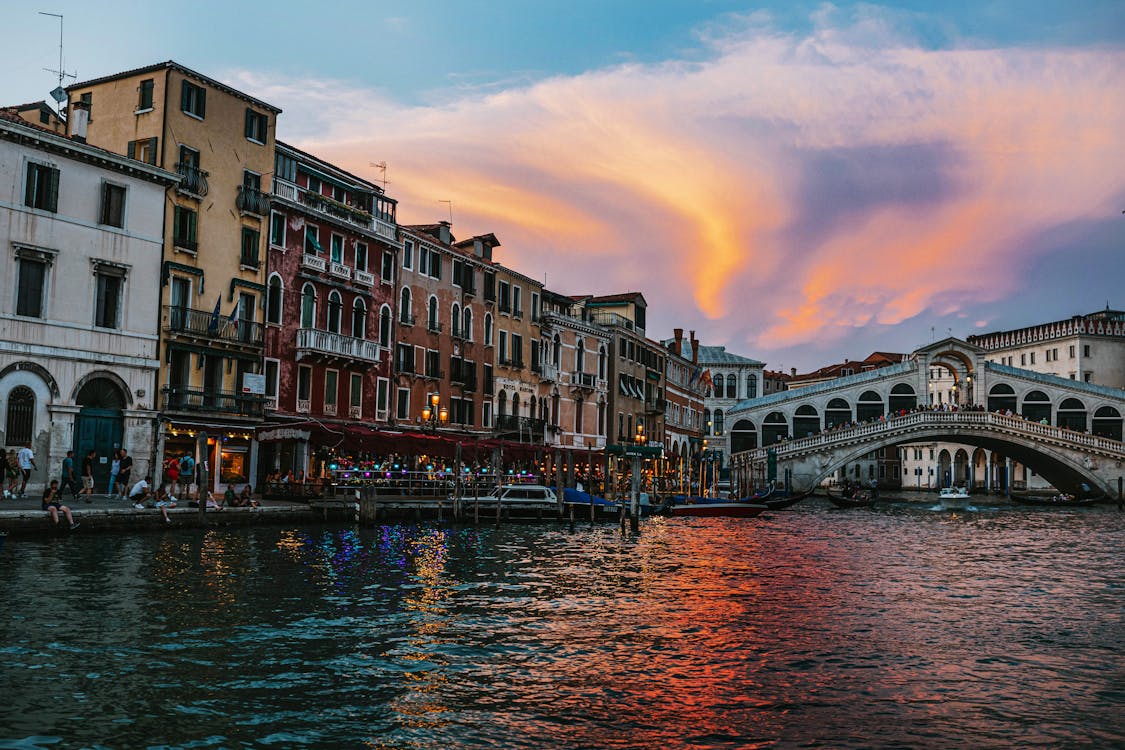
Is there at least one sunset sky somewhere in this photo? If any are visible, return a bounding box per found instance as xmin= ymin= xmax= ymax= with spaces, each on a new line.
xmin=3 ymin=1 xmax=1123 ymax=371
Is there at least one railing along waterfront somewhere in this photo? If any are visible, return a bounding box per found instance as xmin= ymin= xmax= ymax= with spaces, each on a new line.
xmin=738 ymin=410 xmax=1125 ymax=463
xmin=296 ymin=328 xmax=379 ymax=363
xmin=163 ymin=305 xmax=264 ymax=346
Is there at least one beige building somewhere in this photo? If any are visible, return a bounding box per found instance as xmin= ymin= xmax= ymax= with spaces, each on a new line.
xmin=66 ymin=62 xmax=281 ymax=491
xmin=489 ymin=258 xmax=545 ymax=442
xmin=538 ymin=290 xmax=610 ymax=450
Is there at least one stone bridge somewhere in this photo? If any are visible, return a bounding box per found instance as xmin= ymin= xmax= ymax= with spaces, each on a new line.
xmin=726 ymin=338 xmax=1125 ymax=496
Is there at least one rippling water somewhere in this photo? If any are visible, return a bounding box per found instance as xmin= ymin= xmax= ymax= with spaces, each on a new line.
xmin=1 ymin=499 xmax=1123 ymax=748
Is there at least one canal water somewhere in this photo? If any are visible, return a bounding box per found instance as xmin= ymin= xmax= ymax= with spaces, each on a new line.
xmin=1 ymin=498 xmax=1122 ymax=749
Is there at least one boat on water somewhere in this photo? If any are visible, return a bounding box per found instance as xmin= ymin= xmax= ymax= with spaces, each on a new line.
xmin=669 ymin=500 xmax=768 ymax=518
xmin=938 ymin=486 xmax=971 ymax=510
xmin=1010 ymin=492 xmax=1105 ymax=507
xmin=763 ymin=487 xmax=815 ymax=510
xmin=826 ymin=489 xmax=874 ymax=509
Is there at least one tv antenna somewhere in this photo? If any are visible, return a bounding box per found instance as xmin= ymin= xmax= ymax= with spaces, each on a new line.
xmin=438 ymin=199 xmax=453 ymax=224
xmin=368 ymin=161 xmax=390 ymax=189
xmin=39 ymin=12 xmax=76 ymax=112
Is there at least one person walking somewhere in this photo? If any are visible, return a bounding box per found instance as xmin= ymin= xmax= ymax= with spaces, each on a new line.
xmin=165 ymin=456 xmax=180 ymax=500
xmin=17 ymin=441 xmax=36 ymax=498
xmin=80 ymin=449 xmax=96 ymax=504
xmin=107 ymin=449 xmax=121 ymax=498
xmin=116 ymin=448 xmax=134 ymax=501
xmin=179 ymin=452 xmax=196 ymax=503
xmin=4 ymin=449 xmax=18 ymax=499
xmin=60 ymin=450 xmax=80 ymax=500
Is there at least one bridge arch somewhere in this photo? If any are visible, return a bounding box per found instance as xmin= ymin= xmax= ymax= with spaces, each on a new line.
xmin=793 ymin=405 xmax=819 ymax=438
xmin=1092 ymin=406 xmax=1122 ymax=441
xmin=762 ymin=411 xmax=787 ymax=446
xmin=1022 ymin=390 xmax=1051 ymax=423
xmin=1056 ymin=398 xmax=1087 ymax=431
xmin=825 ymin=398 xmax=851 ymax=428
xmin=988 ymin=383 xmax=1017 ymax=412
xmin=856 ymin=391 xmax=883 ymax=421
xmin=730 ymin=419 xmax=757 ymax=452
xmin=888 ymin=383 xmax=917 ymax=413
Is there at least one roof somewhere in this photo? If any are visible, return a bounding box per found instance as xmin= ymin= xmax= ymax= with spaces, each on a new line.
xmin=276 ymin=140 xmax=384 ymax=196
xmin=662 ymin=340 xmax=764 ymax=367
xmin=453 ymin=233 xmax=500 ymax=249
xmin=68 ymin=60 xmax=281 ymax=114
xmin=586 ymin=292 xmax=647 ymax=306
xmin=790 ymin=351 xmax=907 ymax=383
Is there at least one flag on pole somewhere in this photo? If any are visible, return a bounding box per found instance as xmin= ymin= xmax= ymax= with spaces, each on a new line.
xmin=227 ymin=302 xmax=239 ymax=324
xmin=207 ymin=296 xmax=221 ymax=334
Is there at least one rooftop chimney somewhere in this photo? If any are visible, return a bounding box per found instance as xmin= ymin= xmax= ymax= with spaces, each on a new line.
xmin=437 ymin=221 xmax=452 ymax=245
xmin=689 ymin=330 xmax=698 ymax=365
xmin=672 ymin=328 xmax=683 ymax=356
xmin=790 ymin=367 xmax=797 ymax=376
xmin=69 ymin=100 xmax=89 ymax=143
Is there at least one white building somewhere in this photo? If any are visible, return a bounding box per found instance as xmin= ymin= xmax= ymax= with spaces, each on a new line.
xmin=0 ymin=108 xmax=177 ymax=492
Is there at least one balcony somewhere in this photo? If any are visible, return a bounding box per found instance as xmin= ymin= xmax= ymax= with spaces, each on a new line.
xmin=645 ymin=398 xmax=667 ymax=415
xmin=494 ymin=415 xmax=546 ymax=439
xmin=350 ymin=405 xmax=362 ymax=419
xmin=173 ymin=236 xmax=198 ymax=255
xmin=272 ymin=177 xmax=399 ymax=241
xmin=571 ymin=371 xmax=597 ymax=390
xmin=297 ymin=398 xmax=310 ymax=414
xmin=296 ymin=328 xmax=379 ymax=363
xmin=324 ymin=403 xmax=337 ymax=417
xmin=174 ymin=162 xmax=209 ymax=197
xmin=161 ymin=385 xmax=264 ymax=418
xmin=236 ymin=185 xmax=270 ymax=217
xmin=354 ymin=269 xmax=375 ymax=286
xmin=300 ymin=253 xmax=326 ymax=272
xmin=240 ymin=252 xmax=260 ymax=270
xmin=329 ymin=261 xmax=352 ymax=280
xmin=162 ymin=305 xmax=263 ymax=348
xmin=539 ymin=362 xmax=558 ymax=382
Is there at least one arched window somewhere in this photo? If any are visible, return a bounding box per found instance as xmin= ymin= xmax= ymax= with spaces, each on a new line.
xmin=551 ymin=392 xmax=560 ymax=425
xmin=352 ymin=298 xmax=367 ymax=338
xmin=597 ymin=398 xmax=606 ymax=435
xmin=266 ymin=273 xmax=283 ymax=325
xmin=399 ymin=287 xmax=411 ymax=324
xmin=300 ymin=283 xmax=316 ymax=328
xmin=463 ymin=307 xmax=473 ymax=340
xmin=726 ymin=376 xmax=736 ymax=399
xmin=5 ymin=386 xmax=35 ymax=445
xmin=714 ymin=374 xmax=724 ymax=397
xmin=327 ymin=290 xmax=342 ymax=334
xmin=512 ymin=392 xmax=521 ymax=417
xmin=484 ymin=313 xmax=493 ymax=345
xmin=552 ymin=333 xmax=561 ymax=367
xmin=704 ymin=408 xmax=712 ymax=433
xmin=576 ymin=339 xmax=585 ymax=372
xmin=451 ymin=303 xmax=460 ymax=338
xmin=427 ymin=296 xmax=439 ymax=329
xmin=598 ymin=347 xmax=607 ymax=379
xmin=714 ymin=409 xmax=724 ymax=435
xmin=497 ymin=390 xmax=507 ymax=417
xmin=747 ymin=373 xmax=757 ymax=399
xmin=379 ymin=305 xmax=392 ymax=347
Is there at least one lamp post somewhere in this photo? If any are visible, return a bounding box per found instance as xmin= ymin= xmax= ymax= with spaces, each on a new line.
xmin=421 ymin=393 xmax=449 ymax=433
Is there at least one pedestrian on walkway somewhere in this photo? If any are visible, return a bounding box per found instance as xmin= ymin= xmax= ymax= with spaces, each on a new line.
xmin=60 ymin=450 xmax=80 ymax=499
xmin=4 ymin=449 xmax=18 ymax=499
xmin=107 ymin=449 xmax=121 ymax=498
xmin=42 ymin=479 xmax=79 ymax=530
xmin=165 ymin=456 xmax=180 ymax=500
xmin=179 ymin=452 xmax=196 ymax=503
xmin=80 ymin=449 xmax=96 ymax=504
xmin=116 ymin=449 xmax=133 ymax=501
xmin=17 ymin=441 xmax=36 ymax=498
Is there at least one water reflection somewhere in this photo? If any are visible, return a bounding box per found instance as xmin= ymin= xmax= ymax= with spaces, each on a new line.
xmin=0 ymin=502 xmax=1122 ymax=748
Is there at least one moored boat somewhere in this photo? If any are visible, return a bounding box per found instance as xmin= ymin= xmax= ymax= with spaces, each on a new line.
xmin=669 ymin=501 xmax=768 ymax=518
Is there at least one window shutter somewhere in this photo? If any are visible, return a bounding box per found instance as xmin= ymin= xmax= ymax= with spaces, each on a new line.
xmin=180 ymin=80 xmax=190 ymax=111
xmin=198 ymin=88 xmax=206 ymax=118
xmin=46 ymin=167 xmax=60 ymax=212
xmin=24 ymin=169 xmax=35 ymax=207
xmin=146 ymin=137 xmax=158 ymax=165
xmin=245 ymin=109 xmax=254 ymax=139
xmin=433 ymin=255 xmax=442 ymax=280
xmin=127 ymin=140 xmax=136 ymax=159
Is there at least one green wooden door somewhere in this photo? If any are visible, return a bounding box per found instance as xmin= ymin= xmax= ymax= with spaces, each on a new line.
xmin=74 ymin=408 xmax=123 ymax=492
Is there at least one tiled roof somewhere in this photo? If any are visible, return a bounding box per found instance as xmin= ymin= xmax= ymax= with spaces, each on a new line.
xmin=68 ymin=60 xmax=281 ymax=114
xmin=664 ymin=340 xmax=764 ymax=366
xmin=586 ymin=292 xmax=646 ymax=305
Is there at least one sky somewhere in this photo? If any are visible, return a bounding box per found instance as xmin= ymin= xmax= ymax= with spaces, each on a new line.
xmin=3 ymin=1 xmax=1123 ymax=372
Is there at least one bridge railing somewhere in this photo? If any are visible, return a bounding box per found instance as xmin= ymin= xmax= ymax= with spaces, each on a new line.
xmin=740 ymin=410 xmax=1125 ymax=463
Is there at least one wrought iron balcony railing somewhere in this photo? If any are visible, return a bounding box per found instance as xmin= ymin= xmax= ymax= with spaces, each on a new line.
xmin=236 ymin=185 xmax=270 ymax=216
xmin=161 ymin=385 xmax=265 ymax=417
xmin=163 ymin=305 xmax=264 ymax=347
xmin=174 ymin=162 xmax=209 ymax=197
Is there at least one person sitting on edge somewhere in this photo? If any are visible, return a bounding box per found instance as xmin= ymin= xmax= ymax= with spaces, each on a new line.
xmin=153 ymin=486 xmax=176 ymax=524
xmin=224 ymin=484 xmax=237 ymax=507
xmin=205 ymin=490 xmax=224 ymax=511
xmin=43 ymin=479 xmax=79 ymax=530
xmin=129 ymin=476 xmax=152 ymax=509
xmin=231 ymin=485 xmax=258 ymax=508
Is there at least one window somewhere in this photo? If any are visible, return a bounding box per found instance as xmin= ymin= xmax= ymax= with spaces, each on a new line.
xmin=24 ymin=162 xmax=59 ymax=212
xmin=482 ymin=401 xmax=493 ymax=428
xmin=576 ymin=340 xmax=585 ymax=372
xmin=330 ymin=234 xmax=344 ymax=264
xmin=137 ymin=78 xmax=154 ymax=110
xmin=747 ymin=374 xmax=757 ymax=398
xmin=727 ymin=377 xmax=736 ymax=399
xmin=484 ymin=313 xmax=493 ymax=345
xmin=15 ymin=255 xmax=47 ymax=318
xmin=327 ymin=291 xmax=342 ymax=333
xmin=417 ymin=246 xmax=429 ymax=275
xmin=355 ymin=242 xmax=368 ymax=272
xmin=126 ymin=137 xmax=158 ymax=165
xmin=324 ymin=370 xmax=338 ymax=411
xmin=381 ymin=251 xmax=394 ymax=282
xmin=240 ymin=227 xmax=260 ymax=268
xmin=181 ymin=80 xmax=206 ymax=118
xmin=400 ymin=287 xmax=412 ymax=324
xmin=402 ymin=239 xmax=414 ymax=270
xmin=1030 ymin=352 xmax=1036 ymax=365
xmin=244 ymin=108 xmax=267 ymax=143
xmin=430 ymin=253 xmax=441 ymax=280
xmin=99 ymin=182 xmax=126 ymax=228
xmin=352 ymin=298 xmax=366 ymax=338
xmin=599 ymin=347 xmax=607 ymax=379
xmin=452 ymin=258 xmax=464 ymax=288
xmin=300 ymin=284 xmax=316 ymax=328
xmin=270 ymin=211 xmax=286 ymax=248
xmin=79 ymin=92 xmax=92 ymax=119
xmin=1020 ymin=354 xmax=1026 ymax=365
xmin=531 ymin=292 xmax=539 ymax=322
xmin=463 ymin=308 xmax=473 ymax=340
xmin=173 ymin=206 xmax=197 ymax=251
xmin=452 ymin=304 xmax=461 ymax=338
xmin=94 ymin=269 xmax=123 ymax=329
xmin=575 ymin=398 xmax=584 ymax=433
xmin=499 ymin=331 xmax=509 ymax=363
xmin=264 ymin=359 xmax=279 ymax=406
xmin=297 ymin=366 xmax=312 ymax=405
xmin=376 ymin=377 xmax=389 ymax=420
xmin=275 ymin=152 xmax=297 ymax=183
xmin=351 ymin=373 xmax=363 ymax=413
xmin=266 ymin=274 xmax=283 ymax=324
xmin=427 ymin=296 xmax=439 ymax=329
xmin=5 ymin=386 xmax=35 ymax=446
xmin=379 ymin=305 xmax=391 ymax=346
xmin=598 ymin=400 xmax=606 ymax=436
xmin=484 ymin=271 xmax=496 ymax=301
xmin=498 ymin=281 xmax=511 ymax=312
xmin=512 ymin=286 xmax=522 ymax=317
xmin=1083 ymin=345 xmax=1091 ymax=357
xmin=305 ymin=225 xmax=321 ymax=254
xmin=307 ymin=175 xmax=322 ymax=195
xmin=396 ymin=388 xmax=410 ymax=420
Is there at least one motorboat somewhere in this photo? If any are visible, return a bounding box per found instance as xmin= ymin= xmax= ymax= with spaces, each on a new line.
xmin=939 ymin=486 xmax=971 ymax=510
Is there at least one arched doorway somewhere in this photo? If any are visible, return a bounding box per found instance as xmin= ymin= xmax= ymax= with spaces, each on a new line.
xmin=938 ymin=449 xmax=952 ymax=488
xmin=988 ymin=383 xmax=1017 ymax=413
xmin=74 ymin=377 xmax=127 ymax=492
xmin=953 ymin=448 xmax=969 ymax=486
xmin=888 ymin=383 xmax=917 ymax=413
xmin=825 ymin=398 xmax=851 ymax=428
xmin=856 ymin=391 xmax=883 ymax=421
xmin=1022 ymin=390 xmax=1051 ymax=423
xmin=793 ymin=405 xmax=819 ymax=437
xmin=762 ymin=412 xmax=788 ymax=446
xmin=1056 ymin=398 xmax=1087 ymax=431
xmin=1092 ymin=406 xmax=1123 ymax=441
xmin=730 ymin=419 xmax=757 ymax=453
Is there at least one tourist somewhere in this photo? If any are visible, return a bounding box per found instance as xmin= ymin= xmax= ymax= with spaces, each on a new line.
xmin=42 ymin=479 xmax=79 ymax=530
xmin=205 ymin=490 xmax=224 ymax=511
xmin=4 ymin=449 xmax=19 ymax=499
xmin=60 ymin=450 xmax=80 ymax=500
xmin=80 ymin=449 xmax=96 ymax=504
xmin=231 ymin=485 xmax=258 ymax=508
xmin=165 ymin=455 xmax=180 ymax=500
xmin=153 ymin=486 xmax=176 ymax=524
xmin=116 ymin=449 xmax=133 ymax=501
xmin=179 ymin=451 xmax=196 ymax=502
xmin=107 ymin=449 xmax=121 ymax=499
xmin=223 ymin=484 xmax=236 ymax=507
xmin=17 ymin=441 xmax=36 ymax=498
xmin=129 ymin=476 xmax=152 ymax=509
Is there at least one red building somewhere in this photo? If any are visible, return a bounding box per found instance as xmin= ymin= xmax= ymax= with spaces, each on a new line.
xmin=257 ymin=141 xmax=398 ymax=482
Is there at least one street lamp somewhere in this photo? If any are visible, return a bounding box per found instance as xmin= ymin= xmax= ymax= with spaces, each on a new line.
xmin=421 ymin=393 xmax=449 ymax=432
xmin=635 ymin=423 xmax=645 ymax=445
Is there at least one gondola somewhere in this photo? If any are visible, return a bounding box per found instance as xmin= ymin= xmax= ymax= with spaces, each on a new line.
xmin=826 ymin=489 xmax=874 ymax=509
xmin=1009 ymin=492 xmax=1106 ymax=507
xmin=763 ymin=487 xmax=815 ymax=510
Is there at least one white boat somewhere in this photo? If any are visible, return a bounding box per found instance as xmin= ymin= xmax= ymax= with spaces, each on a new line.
xmin=474 ymin=484 xmax=558 ymax=508
xmin=939 ymin=486 xmax=971 ymax=510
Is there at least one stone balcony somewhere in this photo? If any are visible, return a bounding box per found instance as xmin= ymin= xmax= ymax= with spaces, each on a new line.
xmin=296 ymin=328 xmax=379 ymax=363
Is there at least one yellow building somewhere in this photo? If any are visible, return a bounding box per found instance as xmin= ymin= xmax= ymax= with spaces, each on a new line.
xmin=66 ymin=61 xmax=281 ymax=493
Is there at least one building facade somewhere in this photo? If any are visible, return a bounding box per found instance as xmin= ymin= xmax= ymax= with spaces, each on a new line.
xmin=489 ymin=254 xmax=545 ymax=443
xmin=0 ymin=110 xmax=177 ymax=491
xmin=538 ymin=290 xmax=610 ymax=450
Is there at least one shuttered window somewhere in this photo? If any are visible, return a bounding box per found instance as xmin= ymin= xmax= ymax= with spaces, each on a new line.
xmin=24 ymin=163 xmax=59 ymax=212
xmin=181 ymin=80 xmax=206 ymax=118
